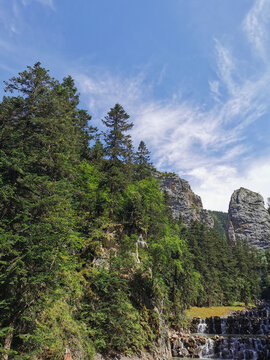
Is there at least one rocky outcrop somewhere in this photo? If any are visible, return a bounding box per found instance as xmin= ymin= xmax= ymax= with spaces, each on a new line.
xmin=156 ymin=172 xmax=214 ymax=228
xmin=171 ymin=334 xmax=214 ymax=358
xmin=227 ymin=187 xmax=270 ymax=249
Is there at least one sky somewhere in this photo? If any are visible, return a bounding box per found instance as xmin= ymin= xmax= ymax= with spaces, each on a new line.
xmin=0 ymin=0 xmax=270 ymax=211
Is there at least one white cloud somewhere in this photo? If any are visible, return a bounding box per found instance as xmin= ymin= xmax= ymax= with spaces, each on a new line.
xmin=191 ymin=159 xmax=270 ymax=211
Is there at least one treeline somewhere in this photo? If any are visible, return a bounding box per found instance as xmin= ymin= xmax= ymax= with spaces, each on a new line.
xmin=0 ymin=63 xmax=265 ymax=359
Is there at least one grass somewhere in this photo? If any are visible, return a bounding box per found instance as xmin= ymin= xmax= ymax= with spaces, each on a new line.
xmin=186 ymin=305 xmax=247 ymax=319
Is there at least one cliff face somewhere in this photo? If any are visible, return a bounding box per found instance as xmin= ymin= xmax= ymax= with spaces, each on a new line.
xmin=227 ymin=187 xmax=270 ymax=249
xmin=156 ymin=173 xmax=214 ymax=228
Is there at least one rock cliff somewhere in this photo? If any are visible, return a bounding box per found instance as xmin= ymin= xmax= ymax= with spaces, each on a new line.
xmin=227 ymin=187 xmax=270 ymax=249
xmin=156 ymin=172 xmax=214 ymax=228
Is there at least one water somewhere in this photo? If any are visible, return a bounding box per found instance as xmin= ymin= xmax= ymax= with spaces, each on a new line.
xmin=171 ymin=303 xmax=270 ymax=359
xmin=197 ymin=319 xmax=208 ymax=333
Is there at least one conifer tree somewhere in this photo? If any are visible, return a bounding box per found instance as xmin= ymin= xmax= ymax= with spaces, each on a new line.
xmin=136 ymin=140 xmax=151 ymax=165
xmin=101 ymin=104 xmax=134 ymax=213
xmin=135 ymin=140 xmax=152 ymax=179
xmin=102 ymin=103 xmax=133 ymax=163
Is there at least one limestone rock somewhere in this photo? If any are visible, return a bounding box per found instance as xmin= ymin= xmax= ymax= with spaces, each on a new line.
xmin=156 ymin=172 xmax=214 ymax=228
xmin=227 ymin=187 xmax=270 ymax=249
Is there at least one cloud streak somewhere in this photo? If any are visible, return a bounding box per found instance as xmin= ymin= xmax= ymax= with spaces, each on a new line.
xmin=0 ymin=0 xmax=55 ymax=37
xmin=243 ymin=0 xmax=270 ymax=59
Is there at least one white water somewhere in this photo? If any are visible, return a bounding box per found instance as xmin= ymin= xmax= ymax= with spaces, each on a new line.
xmin=197 ymin=319 xmax=208 ymax=333
xmin=199 ymin=338 xmax=215 ymax=358
xmin=181 ymin=304 xmax=270 ymax=358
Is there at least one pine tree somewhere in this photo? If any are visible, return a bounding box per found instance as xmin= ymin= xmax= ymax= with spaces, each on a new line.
xmin=101 ymin=104 xmax=134 ymax=217
xmin=102 ymin=103 xmax=133 ymax=163
xmin=136 ymin=141 xmax=151 ymax=166
xmin=135 ymin=140 xmax=152 ymax=180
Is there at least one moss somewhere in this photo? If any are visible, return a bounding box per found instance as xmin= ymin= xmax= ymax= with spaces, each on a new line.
xmin=186 ymin=305 xmax=246 ymax=319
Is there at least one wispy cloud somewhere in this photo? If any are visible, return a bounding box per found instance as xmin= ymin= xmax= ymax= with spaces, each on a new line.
xmin=74 ymin=70 xmax=149 ymax=122
xmin=0 ymin=0 xmax=21 ymax=34
xmin=242 ymin=0 xmax=270 ymax=59
xmin=0 ymin=0 xmax=55 ymax=37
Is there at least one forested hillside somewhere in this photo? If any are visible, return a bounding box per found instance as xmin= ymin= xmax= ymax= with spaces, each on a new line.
xmin=208 ymin=211 xmax=227 ymax=239
xmin=0 ymin=64 xmax=268 ymax=359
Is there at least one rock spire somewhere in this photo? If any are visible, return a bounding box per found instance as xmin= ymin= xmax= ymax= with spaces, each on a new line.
xmin=227 ymin=187 xmax=270 ymax=249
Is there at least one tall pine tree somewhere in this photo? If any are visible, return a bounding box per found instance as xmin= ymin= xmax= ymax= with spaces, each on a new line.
xmin=101 ymin=104 xmax=134 ymax=216
xmin=102 ymin=103 xmax=133 ymax=163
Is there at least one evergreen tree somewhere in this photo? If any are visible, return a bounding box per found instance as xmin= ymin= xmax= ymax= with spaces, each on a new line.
xmin=101 ymin=104 xmax=134 ymax=216
xmin=102 ymin=103 xmax=133 ymax=163
xmin=135 ymin=141 xmax=152 ymax=180
xmin=136 ymin=141 xmax=151 ymax=166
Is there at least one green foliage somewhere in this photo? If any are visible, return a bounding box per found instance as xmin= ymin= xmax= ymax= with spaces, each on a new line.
xmin=134 ymin=141 xmax=153 ymax=180
xmin=209 ymin=210 xmax=228 ymax=239
xmin=0 ymin=63 xmax=94 ymax=359
xmin=185 ymin=222 xmax=260 ymax=306
xmin=120 ymin=178 xmax=166 ymax=234
xmin=82 ymin=268 xmax=148 ymax=354
xmin=102 ymin=103 xmax=133 ymax=164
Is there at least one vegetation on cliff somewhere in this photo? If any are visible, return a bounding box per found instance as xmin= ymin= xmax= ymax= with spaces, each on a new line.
xmin=208 ymin=210 xmax=227 ymax=239
xmin=0 ymin=64 xmax=267 ymax=359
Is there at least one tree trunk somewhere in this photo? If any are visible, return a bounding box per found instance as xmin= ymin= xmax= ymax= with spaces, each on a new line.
xmin=2 ymin=323 xmax=14 ymax=360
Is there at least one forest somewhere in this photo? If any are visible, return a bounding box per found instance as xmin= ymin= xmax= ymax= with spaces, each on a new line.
xmin=0 ymin=63 xmax=270 ymax=359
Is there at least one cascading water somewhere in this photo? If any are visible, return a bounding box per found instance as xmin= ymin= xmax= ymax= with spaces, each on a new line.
xmin=197 ymin=319 xmax=208 ymax=334
xmin=199 ymin=338 xmax=215 ymax=358
xmin=171 ymin=303 xmax=270 ymax=359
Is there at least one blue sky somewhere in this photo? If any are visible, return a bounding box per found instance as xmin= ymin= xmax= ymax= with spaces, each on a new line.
xmin=1 ymin=0 xmax=270 ymax=211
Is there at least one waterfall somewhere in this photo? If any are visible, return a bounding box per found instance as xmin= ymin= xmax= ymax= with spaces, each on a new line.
xmin=172 ymin=302 xmax=270 ymax=358
xmin=197 ymin=319 xmax=208 ymax=333
xmin=199 ymin=338 xmax=215 ymax=358
xmin=220 ymin=319 xmax=226 ymax=335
